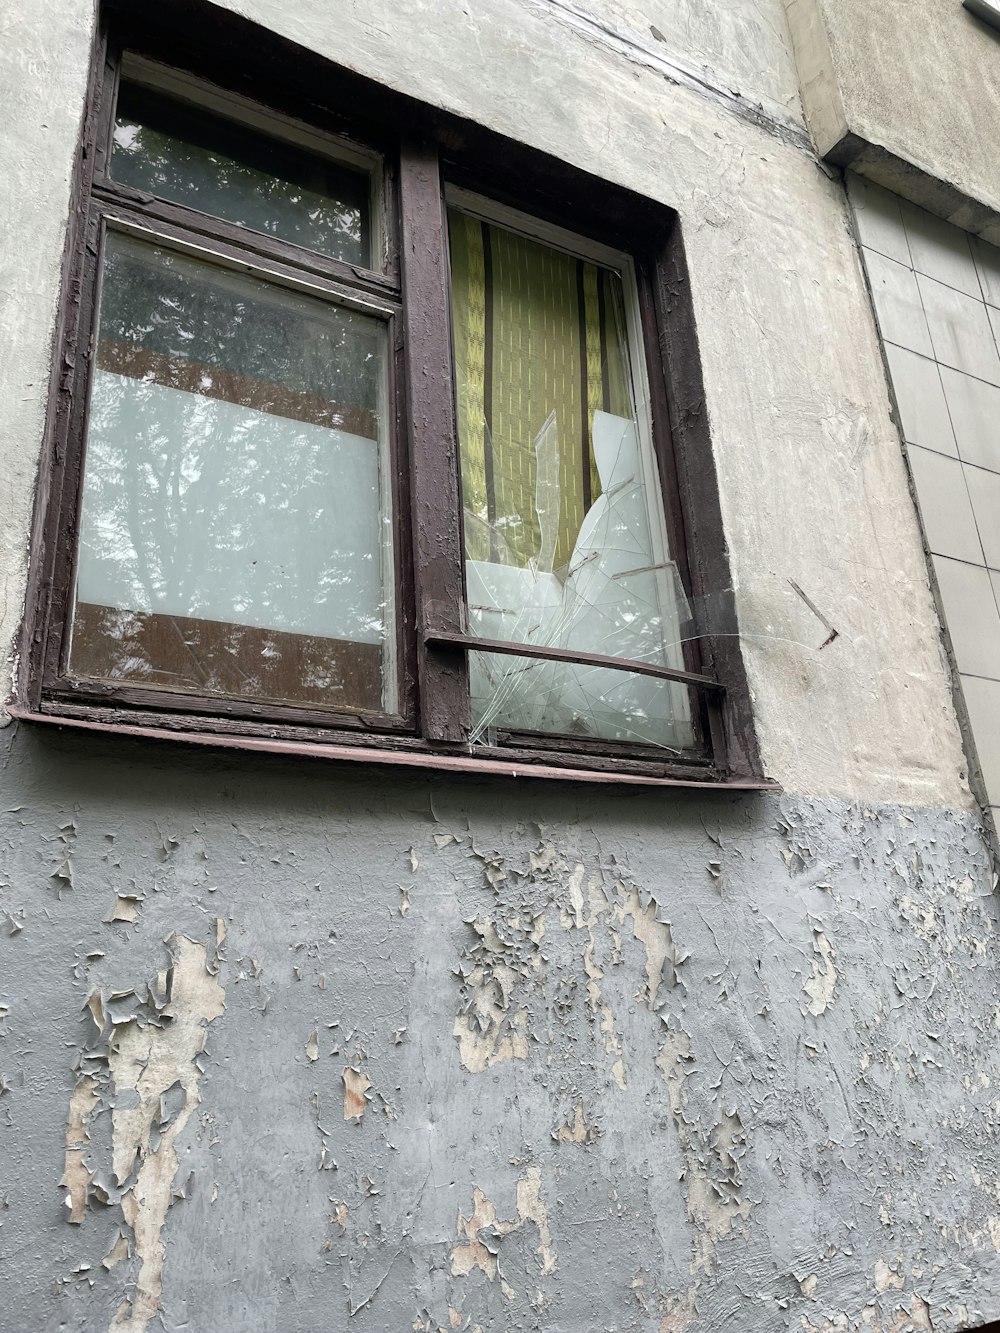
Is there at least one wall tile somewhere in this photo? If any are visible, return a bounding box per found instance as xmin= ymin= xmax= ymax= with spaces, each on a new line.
xmin=864 ymin=251 xmax=934 ymax=357
xmin=918 ymin=274 xmax=1000 ymax=384
xmin=933 ymin=557 xmax=1000 ymax=678
xmin=900 ymin=200 xmax=982 ymax=299
xmin=966 ymin=463 xmax=1000 ymax=569
xmin=884 ymin=344 xmax=957 ymax=455
xmin=908 ymin=446 xmax=984 ymax=563
xmin=848 ymin=176 xmax=912 ymax=265
xmin=939 ymin=367 xmax=1000 ymax=473
xmin=960 ymin=674 xmax=1000 ymax=801
xmin=972 ymin=235 xmax=1000 ymax=308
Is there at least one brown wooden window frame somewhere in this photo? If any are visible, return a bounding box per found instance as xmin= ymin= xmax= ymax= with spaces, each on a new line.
xmin=14 ymin=0 xmax=771 ymax=791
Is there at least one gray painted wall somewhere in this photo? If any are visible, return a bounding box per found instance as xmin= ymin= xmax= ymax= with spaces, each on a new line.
xmin=2 ymin=726 xmax=999 ymax=1332
xmin=2 ymin=1 xmax=999 ymax=1330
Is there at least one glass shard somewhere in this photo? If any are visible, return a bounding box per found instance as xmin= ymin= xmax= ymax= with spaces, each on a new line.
xmin=449 ymin=207 xmax=695 ymax=751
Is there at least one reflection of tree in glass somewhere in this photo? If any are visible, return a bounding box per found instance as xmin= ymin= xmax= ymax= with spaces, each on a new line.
xmin=99 ymin=237 xmax=379 ymax=413
xmin=72 ymin=235 xmax=390 ymax=711
xmin=112 ymin=83 xmax=370 ymax=265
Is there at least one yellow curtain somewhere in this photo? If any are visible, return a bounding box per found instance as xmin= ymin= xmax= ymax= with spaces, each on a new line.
xmin=448 ymin=208 xmax=632 ymax=572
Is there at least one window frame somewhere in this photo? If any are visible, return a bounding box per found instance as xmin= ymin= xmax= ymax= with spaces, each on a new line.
xmin=15 ymin=2 xmax=770 ymax=790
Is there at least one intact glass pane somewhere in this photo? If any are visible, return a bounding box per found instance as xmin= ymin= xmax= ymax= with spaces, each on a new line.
xmin=69 ymin=231 xmax=395 ymax=714
xmin=111 ymin=82 xmax=373 ymax=267
xmin=448 ymin=208 xmax=694 ymax=751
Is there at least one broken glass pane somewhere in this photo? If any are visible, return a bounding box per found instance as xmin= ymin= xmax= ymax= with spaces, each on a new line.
xmin=69 ymin=232 xmax=395 ymax=714
xmin=112 ymin=82 xmax=373 ymax=267
xmin=449 ymin=207 xmax=694 ymax=750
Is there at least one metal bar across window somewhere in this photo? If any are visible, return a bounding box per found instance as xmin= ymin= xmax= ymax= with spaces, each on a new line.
xmin=422 ymin=628 xmax=725 ymax=691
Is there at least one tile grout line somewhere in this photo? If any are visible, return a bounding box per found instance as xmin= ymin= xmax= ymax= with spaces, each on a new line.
xmin=898 ymin=216 xmax=999 ymax=599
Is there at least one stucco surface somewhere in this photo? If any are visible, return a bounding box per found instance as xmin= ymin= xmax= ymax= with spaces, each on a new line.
xmin=784 ymin=0 xmax=1000 ymax=226
xmin=0 ymin=0 xmax=974 ymax=806
xmin=0 ymin=726 xmax=998 ymax=1331
xmin=0 ymin=0 xmax=93 ymax=706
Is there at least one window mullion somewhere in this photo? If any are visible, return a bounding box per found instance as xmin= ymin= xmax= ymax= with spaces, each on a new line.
xmin=398 ymin=140 xmax=470 ymax=745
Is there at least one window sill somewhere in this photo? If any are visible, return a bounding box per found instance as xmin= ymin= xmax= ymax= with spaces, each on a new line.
xmin=6 ymin=704 xmax=780 ymax=792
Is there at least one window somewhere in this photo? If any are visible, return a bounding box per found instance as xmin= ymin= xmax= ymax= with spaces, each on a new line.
xmin=18 ymin=8 xmax=765 ymax=788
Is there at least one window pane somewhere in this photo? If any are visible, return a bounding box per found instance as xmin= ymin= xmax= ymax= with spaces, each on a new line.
xmin=69 ymin=232 xmax=395 ymax=715
xmin=112 ymin=82 xmax=373 ymax=267
xmin=448 ymin=208 xmax=694 ymax=750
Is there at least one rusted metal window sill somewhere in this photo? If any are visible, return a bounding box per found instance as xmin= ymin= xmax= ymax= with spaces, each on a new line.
xmin=7 ymin=705 xmax=780 ymax=791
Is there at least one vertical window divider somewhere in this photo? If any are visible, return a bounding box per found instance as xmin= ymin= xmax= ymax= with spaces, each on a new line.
xmin=397 ymin=140 xmax=471 ymax=745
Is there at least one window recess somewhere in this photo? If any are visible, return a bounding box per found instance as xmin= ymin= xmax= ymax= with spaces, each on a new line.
xmin=17 ymin=12 xmax=769 ymax=789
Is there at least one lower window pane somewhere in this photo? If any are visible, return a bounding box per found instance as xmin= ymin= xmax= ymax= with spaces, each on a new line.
xmin=448 ymin=208 xmax=693 ymax=750
xmin=469 ymin=648 xmax=695 ymax=751
xmin=68 ymin=231 xmax=395 ymax=714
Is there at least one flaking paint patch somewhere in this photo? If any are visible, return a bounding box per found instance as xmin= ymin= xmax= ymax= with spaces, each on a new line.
xmin=616 ymin=887 xmax=685 ymax=1009
xmin=452 ymin=915 xmax=535 ymax=1073
xmin=451 ymin=1166 xmax=556 ymax=1289
xmin=343 ymin=1062 xmax=372 ymax=1121
xmin=656 ymin=1029 xmax=752 ymax=1273
xmin=61 ymin=1073 xmax=98 ymax=1224
xmin=804 ymin=927 xmax=838 ymax=1016
xmin=102 ymin=1234 xmax=131 ymax=1271
xmin=107 ymin=935 xmax=225 ymax=1333
xmin=553 ymin=1101 xmax=598 ymax=1144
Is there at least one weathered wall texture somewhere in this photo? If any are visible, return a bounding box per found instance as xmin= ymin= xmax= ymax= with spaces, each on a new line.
xmin=0 ymin=0 xmax=974 ymax=806
xmin=784 ymin=0 xmax=1000 ymax=239
xmin=2 ymin=1 xmax=999 ymax=1330
xmin=1 ymin=727 xmax=999 ymax=1332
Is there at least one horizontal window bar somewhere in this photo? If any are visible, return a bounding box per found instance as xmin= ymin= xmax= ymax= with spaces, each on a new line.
xmin=423 ymin=629 xmax=724 ymax=691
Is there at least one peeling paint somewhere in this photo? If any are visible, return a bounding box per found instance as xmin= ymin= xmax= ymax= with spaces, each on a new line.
xmin=104 ymin=935 xmax=225 ymax=1333
xmin=656 ymin=1029 xmax=752 ymax=1273
xmin=804 ymin=927 xmax=838 ymax=1016
xmin=343 ymin=1062 xmax=372 ymax=1121
xmin=61 ymin=1073 xmax=98 ymax=1224
xmin=553 ymin=1101 xmax=599 ymax=1144
xmin=451 ymin=1166 xmax=556 ymax=1289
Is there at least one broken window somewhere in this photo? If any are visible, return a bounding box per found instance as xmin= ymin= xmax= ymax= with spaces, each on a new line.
xmin=449 ymin=203 xmax=693 ymax=751
xmin=18 ymin=21 xmax=762 ymax=787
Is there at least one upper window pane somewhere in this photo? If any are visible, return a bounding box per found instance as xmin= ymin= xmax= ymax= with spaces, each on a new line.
xmin=111 ymin=81 xmax=373 ymax=266
xmin=68 ymin=232 xmax=395 ymax=714
xmin=448 ymin=207 xmax=694 ymax=751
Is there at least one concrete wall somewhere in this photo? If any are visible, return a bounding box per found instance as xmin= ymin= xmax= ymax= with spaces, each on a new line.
xmin=3 ymin=729 xmax=1000 ymax=1332
xmin=785 ymin=0 xmax=1000 ymax=239
xmin=2 ymin=1 xmax=999 ymax=1331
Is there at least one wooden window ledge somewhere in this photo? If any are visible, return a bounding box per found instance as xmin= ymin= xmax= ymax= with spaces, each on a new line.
xmin=6 ymin=704 xmax=781 ymax=791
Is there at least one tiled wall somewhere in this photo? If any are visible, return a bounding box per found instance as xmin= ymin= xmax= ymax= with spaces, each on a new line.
xmin=850 ymin=175 xmax=1000 ymax=822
